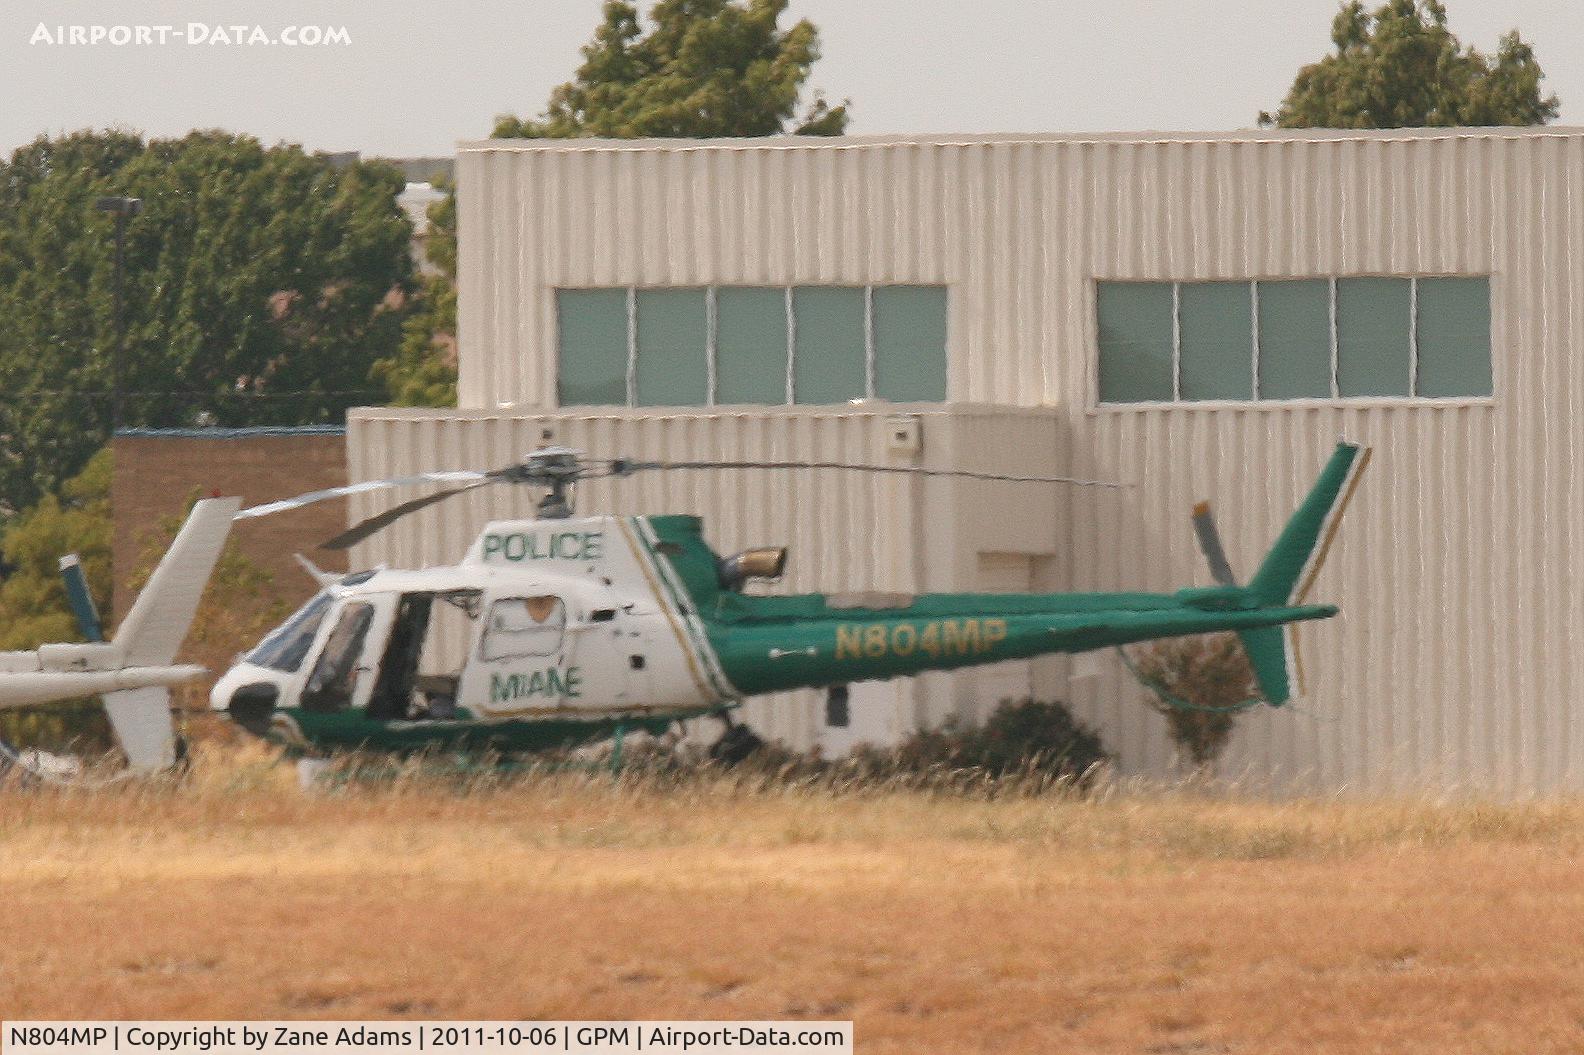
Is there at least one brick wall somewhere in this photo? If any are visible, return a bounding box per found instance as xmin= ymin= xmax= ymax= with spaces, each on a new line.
xmin=112 ymin=428 xmax=350 ymax=704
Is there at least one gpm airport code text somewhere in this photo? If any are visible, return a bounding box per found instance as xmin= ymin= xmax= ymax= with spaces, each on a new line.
xmin=2 ymin=1022 xmax=854 ymax=1055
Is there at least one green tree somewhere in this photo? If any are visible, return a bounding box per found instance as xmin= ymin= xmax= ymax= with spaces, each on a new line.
xmin=0 ymin=449 xmax=113 ymax=751
xmin=494 ymin=0 xmax=847 ymax=138
xmin=381 ymin=0 xmax=849 ymax=404
xmin=1261 ymin=0 xmax=1558 ymax=129
xmin=0 ymin=130 xmax=413 ymax=511
xmin=0 ymin=448 xmax=112 ymax=651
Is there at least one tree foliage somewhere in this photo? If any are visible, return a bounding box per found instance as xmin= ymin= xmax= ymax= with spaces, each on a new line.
xmin=0 ymin=448 xmax=112 ymax=651
xmin=1261 ymin=0 xmax=1559 ymax=129
xmin=0 ymin=130 xmax=413 ymax=511
xmin=493 ymin=0 xmax=848 ymax=139
xmin=0 ymin=449 xmax=114 ymax=752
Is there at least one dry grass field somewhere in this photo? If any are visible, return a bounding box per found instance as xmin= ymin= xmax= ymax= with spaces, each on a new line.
xmin=4 ymin=747 xmax=1584 ymax=1053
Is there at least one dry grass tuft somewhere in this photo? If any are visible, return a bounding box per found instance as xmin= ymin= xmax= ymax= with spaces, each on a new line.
xmin=5 ymin=744 xmax=1584 ymax=1052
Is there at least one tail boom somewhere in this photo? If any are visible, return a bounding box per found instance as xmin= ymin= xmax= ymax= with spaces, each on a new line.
xmin=710 ymin=598 xmax=1337 ymax=697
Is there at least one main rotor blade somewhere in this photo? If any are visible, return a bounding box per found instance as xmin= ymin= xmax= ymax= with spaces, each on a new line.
xmin=608 ymin=459 xmax=1130 ymax=489
xmin=321 ymin=480 xmax=498 ymax=551
xmin=235 ymin=470 xmax=492 ymax=520
xmin=1191 ymin=500 xmax=1239 ymax=587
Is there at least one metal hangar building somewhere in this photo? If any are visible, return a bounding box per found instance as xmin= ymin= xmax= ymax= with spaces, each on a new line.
xmin=347 ymin=126 xmax=1578 ymax=792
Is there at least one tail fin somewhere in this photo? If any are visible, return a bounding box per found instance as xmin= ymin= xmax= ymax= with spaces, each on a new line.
xmin=1239 ymin=443 xmax=1370 ymax=704
xmin=1247 ymin=443 xmax=1371 ymax=609
xmin=103 ymin=497 xmax=240 ymax=771
xmin=103 ymin=687 xmax=181 ymax=772
xmin=112 ymin=496 xmax=241 ymax=666
xmin=1238 ymin=625 xmax=1298 ymax=706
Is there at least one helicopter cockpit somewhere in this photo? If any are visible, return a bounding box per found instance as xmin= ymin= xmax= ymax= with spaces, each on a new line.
xmin=212 ymin=557 xmax=613 ymax=742
xmin=215 ymin=574 xmax=505 ymax=732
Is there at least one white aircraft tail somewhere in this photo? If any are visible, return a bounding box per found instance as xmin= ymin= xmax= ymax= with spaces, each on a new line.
xmin=113 ymin=497 xmax=241 ymax=667
xmin=103 ymin=496 xmax=241 ymax=771
xmin=102 ymin=687 xmax=179 ymax=771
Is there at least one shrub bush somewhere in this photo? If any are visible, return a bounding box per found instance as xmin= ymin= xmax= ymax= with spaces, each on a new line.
xmin=870 ymin=697 xmax=1111 ymax=786
xmin=1129 ymin=632 xmax=1256 ymax=773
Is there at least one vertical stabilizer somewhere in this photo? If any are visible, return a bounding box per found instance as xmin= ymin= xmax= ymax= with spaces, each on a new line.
xmin=113 ymin=497 xmax=241 ymax=666
xmin=1238 ymin=443 xmax=1371 ymax=704
xmin=101 ymin=496 xmax=240 ymax=769
xmin=103 ymin=686 xmax=177 ymax=772
xmin=1247 ymin=444 xmax=1371 ymax=609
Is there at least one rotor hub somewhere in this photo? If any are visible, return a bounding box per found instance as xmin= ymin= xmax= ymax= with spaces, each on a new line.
xmin=519 ymin=446 xmax=584 ymax=519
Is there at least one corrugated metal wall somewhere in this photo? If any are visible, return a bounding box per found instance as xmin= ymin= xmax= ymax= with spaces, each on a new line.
xmin=428 ymin=129 xmax=1584 ymax=792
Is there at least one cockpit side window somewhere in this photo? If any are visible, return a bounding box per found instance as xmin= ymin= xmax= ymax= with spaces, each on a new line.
xmin=480 ymin=596 xmax=565 ymax=660
xmin=247 ymin=591 xmax=334 ymax=673
xmin=301 ymin=602 xmax=375 ymax=712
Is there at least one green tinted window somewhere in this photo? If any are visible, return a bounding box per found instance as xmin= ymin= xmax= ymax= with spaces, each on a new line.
xmin=1416 ymin=277 xmax=1492 ymax=397
xmin=1178 ymin=282 xmax=1253 ymax=400
xmin=873 ymin=286 xmax=948 ymax=402
xmin=1336 ymin=278 xmax=1412 ymax=397
xmin=1097 ymin=283 xmax=1174 ymax=402
xmin=1257 ymin=280 xmax=1333 ymax=399
xmin=1097 ymin=275 xmax=1489 ymax=406
xmin=557 ymin=289 xmax=628 ymax=405
xmin=793 ymin=287 xmax=867 ymax=404
xmin=634 ymin=289 xmax=708 ymax=406
xmin=716 ymin=288 xmax=788 ymax=404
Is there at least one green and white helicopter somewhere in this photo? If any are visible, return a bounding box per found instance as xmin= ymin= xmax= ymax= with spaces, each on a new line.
xmin=210 ymin=443 xmax=1369 ymax=758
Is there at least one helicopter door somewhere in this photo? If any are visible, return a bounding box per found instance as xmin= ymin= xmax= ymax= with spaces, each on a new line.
xmin=466 ymin=594 xmax=574 ymax=713
xmin=298 ymin=596 xmax=399 ymax=715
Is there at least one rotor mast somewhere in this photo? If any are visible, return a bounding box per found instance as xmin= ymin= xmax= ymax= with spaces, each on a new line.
xmin=521 ymin=447 xmax=581 ymax=520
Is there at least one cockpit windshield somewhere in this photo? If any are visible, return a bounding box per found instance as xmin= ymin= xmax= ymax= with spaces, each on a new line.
xmin=246 ymin=591 xmax=334 ymax=672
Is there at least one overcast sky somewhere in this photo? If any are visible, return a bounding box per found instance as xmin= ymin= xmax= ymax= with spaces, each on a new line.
xmin=3 ymin=0 xmax=1581 ymax=159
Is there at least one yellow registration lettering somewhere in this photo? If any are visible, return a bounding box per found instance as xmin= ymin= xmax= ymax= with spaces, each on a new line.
xmin=943 ymin=619 xmax=982 ymax=656
xmin=984 ymin=618 xmax=1007 ymax=651
xmin=891 ymin=623 xmax=917 ymax=656
xmin=919 ymin=622 xmax=940 ymax=658
xmin=836 ymin=625 xmax=864 ymax=660
xmin=863 ymin=625 xmax=888 ymax=658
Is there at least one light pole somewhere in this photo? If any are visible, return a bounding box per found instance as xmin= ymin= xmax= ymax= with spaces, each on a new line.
xmin=94 ymin=196 xmax=142 ymax=433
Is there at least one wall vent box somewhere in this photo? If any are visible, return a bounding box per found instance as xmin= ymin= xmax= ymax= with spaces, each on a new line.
xmin=885 ymin=414 xmax=922 ymax=456
xmin=1071 ymin=650 xmax=1108 ymax=681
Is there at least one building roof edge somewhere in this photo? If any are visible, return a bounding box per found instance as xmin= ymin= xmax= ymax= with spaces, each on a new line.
xmin=457 ymin=126 xmax=1584 ymax=153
